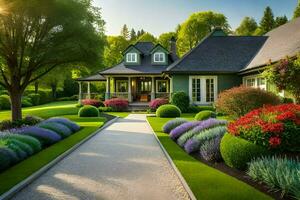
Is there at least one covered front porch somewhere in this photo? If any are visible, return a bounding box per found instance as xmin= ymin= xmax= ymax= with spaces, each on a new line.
xmin=105 ymin=75 xmax=172 ymax=102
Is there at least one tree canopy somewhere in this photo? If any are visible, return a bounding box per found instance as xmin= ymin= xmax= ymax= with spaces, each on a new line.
xmin=121 ymin=24 xmax=130 ymax=40
xmin=103 ymin=36 xmax=129 ymax=67
xmin=137 ymin=32 xmax=157 ymax=43
xmin=235 ymin=17 xmax=258 ymax=36
xmin=158 ymin=32 xmax=176 ymax=51
xmin=294 ymin=0 xmax=300 ymax=19
xmin=275 ymin=16 xmax=288 ymax=28
xmin=176 ymin=11 xmax=230 ymax=57
xmin=0 ymin=0 xmax=105 ymax=121
xmin=260 ymin=6 xmax=275 ymax=34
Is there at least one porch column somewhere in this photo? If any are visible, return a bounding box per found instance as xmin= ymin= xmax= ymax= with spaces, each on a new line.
xmin=105 ymin=77 xmax=110 ymax=100
xmin=111 ymin=77 xmax=115 ymax=97
xmin=170 ymin=77 xmax=173 ymax=99
xmin=78 ymin=82 xmax=82 ymax=104
xmin=87 ymin=82 xmax=91 ymax=99
xmin=128 ymin=77 xmax=132 ymax=102
xmin=151 ymin=76 xmax=155 ymax=100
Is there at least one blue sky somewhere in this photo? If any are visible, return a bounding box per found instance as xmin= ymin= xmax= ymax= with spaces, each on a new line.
xmin=93 ymin=0 xmax=298 ymax=36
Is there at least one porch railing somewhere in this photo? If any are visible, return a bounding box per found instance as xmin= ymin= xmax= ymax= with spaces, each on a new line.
xmin=155 ymin=93 xmax=170 ymax=99
xmin=81 ymin=93 xmax=100 ymax=100
xmin=110 ymin=92 xmax=129 ymax=99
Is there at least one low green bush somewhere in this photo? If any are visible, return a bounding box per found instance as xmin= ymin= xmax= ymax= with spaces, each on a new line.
xmin=6 ymin=139 xmax=34 ymax=156
xmin=220 ymin=133 xmax=269 ymax=170
xmin=22 ymin=98 xmax=33 ymax=107
xmin=171 ymin=91 xmax=190 ymax=113
xmin=195 ymin=110 xmax=216 ymax=121
xmin=0 ymin=95 xmax=11 ymax=110
xmin=247 ymin=156 xmax=300 ymax=199
xmin=187 ymin=105 xmax=215 ymax=113
xmin=156 ymin=104 xmax=181 ymax=118
xmin=76 ymin=103 xmax=83 ymax=108
xmin=0 ymin=147 xmax=17 ymax=171
xmin=78 ymin=105 xmax=99 ymax=117
xmin=28 ymin=93 xmax=40 ymax=106
xmin=24 ymin=90 xmax=52 ymax=104
xmin=7 ymin=135 xmax=41 ymax=153
xmin=99 ymin=106 xmax=113 ymax=112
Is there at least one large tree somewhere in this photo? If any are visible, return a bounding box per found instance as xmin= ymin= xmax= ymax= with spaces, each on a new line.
xmin=130 ymin=28 xmax=137 ymax=42
xmin=275 ymin=16 xmax=288 ymax=27
xmin=0 ymin=0 xmax=105 ymax=121
xmin=260 ymin=6 xmax=275 ymax=34
xmin=137 ymin=32 xmax=157 ymax=43
xmin=103 ymin=36 xmax=129 ymax=67
xmin=158 ymin=32 xmax=176 ymax=51
xmin=121 ymin=24 xmax=130 ymax=40
xmin=235 ymin=17 xmax=258 ymax=36
xmin=293 ymin=0 xmax=300 ymax=19
xmin=176 ymin=11 xmax=230 ymax=57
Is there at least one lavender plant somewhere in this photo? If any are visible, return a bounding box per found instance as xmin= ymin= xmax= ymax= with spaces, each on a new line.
xmin=38 ymin=122 xmax=72 ymax=138
xmin=247 ymin=156 xmax=300 ymax=199
xmin=184 ymin=126 xmax=227 ymax=154
xmin=177 ymin=119 xmax=227 ymax=147
xmin=162 ymin=118 xmax=188 ymax=133
xmin=169 ymin=121 xmax=202 ymax=140
xmin=45 ymin=117 xmax=80 ymax=132
xmin=5 ymin=134 xmax=41 ymax=153
xmin=0 ymin=146 xmax=18 ymax=171
xmin=200 ymin=136 xmax=223 ymax=162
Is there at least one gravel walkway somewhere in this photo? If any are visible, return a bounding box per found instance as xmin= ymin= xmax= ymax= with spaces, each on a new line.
xmin=12 ymin=114 xmax=190 ymax=200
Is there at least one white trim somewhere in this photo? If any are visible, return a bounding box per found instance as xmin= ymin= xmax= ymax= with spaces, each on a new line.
xmin=126 ymin=53 xmax=137 ymax=63
xmin=189 ymin=76 xmax=218 ymax=104
xmin=153 ymin=52 xmax=165 ymax=63
xmin=242 ymin=74 xmax=267 ymax=90
xmin=156 ymin=80 xmax=169 ymax=93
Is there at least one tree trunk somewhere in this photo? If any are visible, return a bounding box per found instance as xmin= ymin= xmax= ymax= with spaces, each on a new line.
xmin=9 ymin=89 xmax=23 ymax=121
xmin=34 ymin=82 xmax=39 ymax=94
xmin=51 ymin=84 xmax=57 ymax=100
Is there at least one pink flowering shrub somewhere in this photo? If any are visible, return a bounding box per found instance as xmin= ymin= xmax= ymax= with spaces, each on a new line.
xmin=104 ymin=98 xmax=129 ymax=111
xmin=149 ymin=98 xmax=169 ymax=111
xmin=82 ymin=99 xmax=103 ymax=107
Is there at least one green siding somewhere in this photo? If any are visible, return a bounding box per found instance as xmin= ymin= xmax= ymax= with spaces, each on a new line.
xmin=124 ymin=48 xmax=141 ymax=65
xmin=172 ymin=75 xmax=189 ymax=94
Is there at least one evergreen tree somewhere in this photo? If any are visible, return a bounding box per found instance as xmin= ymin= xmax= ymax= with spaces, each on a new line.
xmin=275 ymin=16 xmax=288 ymax=27
xmin=130 ymin=28 xmax=137 ymax=41
xmin=137 ymin=30 xmax=141 ymax=38
xmin=121 ymin=24 xmax=130 ymax=40
xmin=293 ymin=0 xmax=300 ymax=19
xmin=235 ymin=17 xmax=258 ymax=36
xmin=260 ymin=6 xmax=275 ymax=34
xmin=140 ymin=29 xmax=145 ymax=35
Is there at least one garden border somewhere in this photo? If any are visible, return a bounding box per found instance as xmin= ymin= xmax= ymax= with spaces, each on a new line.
xmin=146 ymin=117 xmax=197 ymax=200
xmin=0 ymin=117 xmax=119 ymax=200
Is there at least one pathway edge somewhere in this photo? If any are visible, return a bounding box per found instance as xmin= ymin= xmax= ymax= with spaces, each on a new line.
xmin=146 ymin=117 xmax=197 ymax=200
xmin=0 ymin=117 xmax=119 ymax=200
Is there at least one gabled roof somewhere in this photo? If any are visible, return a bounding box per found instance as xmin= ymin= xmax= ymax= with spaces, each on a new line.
xmin=150 ymin=44 xmax=169 ymax=54
xmin=242 ymin=17 xmax=300 ymax=72
xmin=134 ymin=42 xmax=155 ymax=55
xmin=165 ymin=34 xmax=267 ymax=74
xmin=76 ymin=74 xmax=106 ymax=82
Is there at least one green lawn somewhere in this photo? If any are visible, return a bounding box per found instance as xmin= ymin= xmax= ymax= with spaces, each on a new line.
xmin=106 ymin=112 xmax=130 ymax=118
xmin=147 ymin=116 xmax=271 ymax=200
xmin=0 ymin=101 xmax=78 ymax=121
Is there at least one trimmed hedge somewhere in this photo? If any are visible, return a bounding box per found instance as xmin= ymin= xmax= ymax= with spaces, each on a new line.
xmin=220 ymin=133 xmax=269 ymax=170
xmin=78 ymin=105 xmax=99 ymax=117
xmin=99 ymin=106 xmax=113 ymax=112
xmin=156 ymin=104 xmax=181 ymax=118
xmin=171 ymin=92 xmax=190 ymax=113
xmin=195 ymin=110 xmax=216 ymax=121
xmin=0 ymin=95 xmax=11 ymax=110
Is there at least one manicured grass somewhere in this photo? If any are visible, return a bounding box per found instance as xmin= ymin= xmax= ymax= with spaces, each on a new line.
xmin=147 ymin=116 xmax=271 ymax=200
xmin=0 ymin=115 xmax=105 ymax=195
xmin=0 ymin=101 xmax=78 ymax=121
xmin=107 ymin=112 xmax=130 ymax=118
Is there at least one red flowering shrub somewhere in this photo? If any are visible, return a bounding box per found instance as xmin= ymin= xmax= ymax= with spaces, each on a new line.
xmin=104 ymin=98 xmax=128 ymax=111
xmin=149 ymin=98 xmax=169 ymax=111
xmin=82 ymin=99 xmax=103 ymax=107
xmin=216 ymin=86 xmax=281 ymax=118
xmin=228 ymin=104 xmax=300 ymax=151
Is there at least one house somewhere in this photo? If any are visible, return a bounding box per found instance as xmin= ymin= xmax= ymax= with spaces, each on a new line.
xmin=77 ymin=17 xmax=300 ymax=105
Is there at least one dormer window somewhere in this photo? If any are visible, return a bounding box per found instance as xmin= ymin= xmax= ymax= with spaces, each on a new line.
xmin=154 ymin=52 xmax=165 ymax=63
xmin=126 ymin=53 xmax=137 ymax=63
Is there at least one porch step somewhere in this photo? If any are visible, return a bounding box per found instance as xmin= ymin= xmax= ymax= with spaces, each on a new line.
xmin=128 ymin=102 xmax=149 ymax=111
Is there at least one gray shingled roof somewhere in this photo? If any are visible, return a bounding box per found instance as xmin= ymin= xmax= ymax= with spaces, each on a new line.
xmin=243 ymin=17 xmax=300 ymax=71
xmin=76 ymin=74 xmax=106 ymax=81
xmin=100 ymin=42 xmax=174 ymax=75
xmin=166 ymin=35 xmax=267 ymax=73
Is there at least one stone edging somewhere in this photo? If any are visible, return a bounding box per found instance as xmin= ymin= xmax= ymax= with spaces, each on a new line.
xmin=0 ymin=117 xmax=119 ymax=200
xmin=146 ymin=118 xmax=197 ymax=200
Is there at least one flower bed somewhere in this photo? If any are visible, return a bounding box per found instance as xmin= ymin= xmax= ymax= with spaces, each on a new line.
xmin=104 ymin=98 xmax=128 ymax=111
xmin=82 ymin=99 xmax=103 ymax=107
xmin=149 ymin=98 xmax=169 ymax=111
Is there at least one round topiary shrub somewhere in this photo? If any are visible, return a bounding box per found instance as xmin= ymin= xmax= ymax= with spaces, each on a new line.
xmin=78 ymin=105 xmax=99 ymax=117
xmin=156 ymin=104 xmax=181 ymax=118
xmin=45 ymin=117 xmax=80 ymax=132
xmin=171 ymin=91 xmax=190 ymax=113
xmin=0 ymin=95 xmax=11 ymax=110
xmin=194 ymin=110 xmax=216 ymax=121
xmin=220 ymin=133 xmax=269 ymax=170
xmin=38 ymin=122 xmax=72 ymax=138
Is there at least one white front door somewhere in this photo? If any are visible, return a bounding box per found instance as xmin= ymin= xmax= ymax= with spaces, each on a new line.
xmin=189 ymin=76 xmax=218 ymax=104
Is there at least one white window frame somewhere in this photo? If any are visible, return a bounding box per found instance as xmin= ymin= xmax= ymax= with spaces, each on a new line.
xmin=116 ymin=80 xmax=128 ymax=93
xmin=243 ymin=75 xmax=267 ymax=90
xmin=189 ymin=76 xmax=218 ymax=104
xmin=126 ymin=53 xmax=137 ymax=63
xmin=156 ymin=80 xmax=169 ymax=93
xmin=153 ymin=52 xmax=165 ymax=63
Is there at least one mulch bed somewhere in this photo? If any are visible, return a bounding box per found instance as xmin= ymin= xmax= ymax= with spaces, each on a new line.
xmin=190 ymin=153 xmax=296 ymax=200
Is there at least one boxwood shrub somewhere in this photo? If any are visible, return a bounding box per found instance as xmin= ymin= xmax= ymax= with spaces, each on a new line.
xmin=78 ymin=105 xmax=99 ymax=117
xmin=194 ymin=110 xmax=216 ymax=121
xmin=220 ymin=133 xmax=269 ymax=170
xmin=171 ymin=91 xmax=189 ymax=113
xmin=0 ymin=147 xmax=19 ymax=171
xmin=156 ymin=104 xmax=181 ymax=118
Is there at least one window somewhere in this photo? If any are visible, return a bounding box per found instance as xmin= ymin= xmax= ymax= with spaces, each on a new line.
xmin=156 ymin=80 xmax=168 ymax=93
xmin=126 ymin=53 xmax=137 ymax=63
xmin=246 ymin=78 xmax=255 ymax=87
xmin=257 ymin=77 xmax=266 ymax=90
xmin=140 ymin=80 xmax=151 ymax=92
xmin=153 ymin=52 xmax=165 ymax=62
xmin=244 ymin=76 xmax=267 ymax=90
xmin=116 ymin=80 xmax=128 ymax=92
xmin=190 ymin=76 xmax=217 ymax=104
